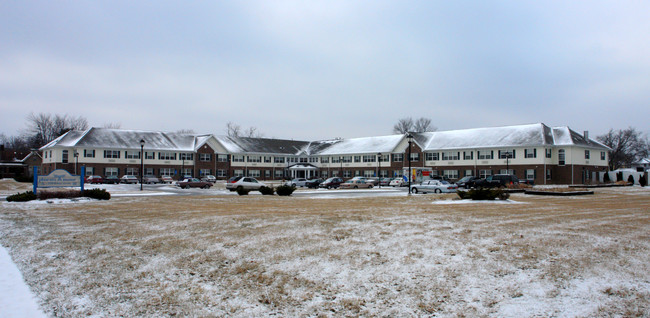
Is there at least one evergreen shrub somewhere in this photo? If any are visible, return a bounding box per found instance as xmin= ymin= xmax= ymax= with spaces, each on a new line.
xmin=627 ymin=175 xmax=635 ymax=184
xmin=84 ymin=188 xmax=111 ymax=200
xmin=276 ymin=184 xmax=295 ymax=196
xmin=236 ymin=187 xmax=250 ymax=195
xmin=259 ymin=186 xmax=275 ymax=195
xmin=640 ymin=174 xmax=647 ymax=187
xmin=6 ymin=191 xmax=37 ymax=202
xmin=457 ymin=188 xmax=509 ymax=201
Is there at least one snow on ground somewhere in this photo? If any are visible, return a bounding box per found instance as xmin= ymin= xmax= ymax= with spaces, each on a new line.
xmin=0 ymin=245 xmax=47 ymax=318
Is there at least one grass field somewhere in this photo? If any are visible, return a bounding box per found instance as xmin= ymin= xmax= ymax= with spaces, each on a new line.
xmin=1 ymin=184 xmax=649 ymax=317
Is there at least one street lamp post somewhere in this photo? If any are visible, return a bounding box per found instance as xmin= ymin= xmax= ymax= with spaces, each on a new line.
xmin=140 ymin=139 xmax=145 ymax=191
xmin=505 ymin=151 xmax=512 ymax=174
xmin=377 ymin=152 xmax=381 ymax=188
xmin=340 ymin=156 xmax=343 ymax=179
xmin=407 ymin=134 xmax=413 ymax=196
xmin=73 ymin=150 xmax=79 ymax=175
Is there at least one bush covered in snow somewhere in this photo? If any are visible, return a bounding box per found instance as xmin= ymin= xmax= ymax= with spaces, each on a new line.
xmin=84 ymin=188 xmax=111 ymax=200
xmin=236 ymin=187 xmax=250 ymax=195
xmin=6 ymin=191 xmax=37 ymax=202
xmin=259 ymin=186 xmax=275 ymax=195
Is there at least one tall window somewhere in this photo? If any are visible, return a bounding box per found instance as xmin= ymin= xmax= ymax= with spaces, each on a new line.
xmin=463 ymin=151 xmax=473 ymax=160
xmin=546 ymin=149 xmax=552 ymax=158
xmin=62 ymin=150 xmax=69 ymax=163
xmin=526 ymin=169 xmax=536 ymax=180
xmin=558 ymin=149 xmax=565 ymax=166
xmin=600 ymin=152 xmax=606 ymax=160
xmin=584 ymin=150 xmax=590 ymax=159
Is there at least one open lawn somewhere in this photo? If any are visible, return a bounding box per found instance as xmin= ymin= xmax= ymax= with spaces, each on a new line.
xmin=1 ymin=185 xmax=649 ymax=317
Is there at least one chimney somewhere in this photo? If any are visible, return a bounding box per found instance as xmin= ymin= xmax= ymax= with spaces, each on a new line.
xmin=583 ymin=131 xmax=589 ymax=140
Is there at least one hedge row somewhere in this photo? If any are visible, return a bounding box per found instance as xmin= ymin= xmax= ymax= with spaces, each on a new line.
xmin=6 ymin=188 xmax=111 ymax=202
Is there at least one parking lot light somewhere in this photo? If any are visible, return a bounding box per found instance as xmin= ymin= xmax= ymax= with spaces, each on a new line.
xmin=140 ymin=139 xmax=145 ymax=191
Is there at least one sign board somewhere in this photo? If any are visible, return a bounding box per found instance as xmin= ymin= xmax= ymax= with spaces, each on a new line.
xmin=33 ymin=167 xmax=85 ymax=194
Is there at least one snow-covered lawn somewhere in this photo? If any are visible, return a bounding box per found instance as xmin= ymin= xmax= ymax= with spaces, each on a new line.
xmin=0 ymin=185 xmax=648 ymax=317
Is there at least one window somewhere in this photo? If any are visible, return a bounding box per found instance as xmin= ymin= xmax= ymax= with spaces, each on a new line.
xmin=546 ymin=149 xmax=552 ymax=159
xmin=546 ymin=169 xmax=552 ymax=180
xmin=409 ymin=153 xmax=420 ymax=161
xmin=309 ymin=157 xmax=318 ymax=163
xmin=300 ymin=157 xmax=308 ymax=163
xmin=247 ymin=155 xmax=262 ymax=163
xmin=158 ymin=152 xmax=176 ymax=160
xmin=218 ymin=154 xmax=228 ymax=162
xmin=332 ymin=170 xmax=340 ymax=177
xmin=179 ymin=153 xmax=193 ymax=161
xmin=425 ymin=152 xmax=439 ymax=161
xmin=104 ymin=150 xmax=121 ymax=159
xmin=62 ymin=150 xmax=69 ymax=163
xmin=125 ymin=151 xmax=140 ymax=159
xmin=199 ymin=153 xmax=212 ymax=162
xmin=105 ymin=167 xmax=119 ymax=177
xmin=393 ymin=170 xmax=403 ymax=177
xmin=500 ymin=169 xmax=514 ymax=175
xmin=144 ymin=168 xmax=154 ymax=176
xmin=265 ymin=170 xmax=271 ymax=178
xmin=526 ymin=169 xmax=536 ymax=180
xmin=558 ymin=149 xmax=565 ymax=166
xmin=498 ymin=150 xmax=515 ymax=159
xmin=584 ymin=150 xmax=590 ymax=159
xmin=442 ymin=151 xmax=460 ymax=161
xmin=465 ymin=170 xmax=473 ymax=177
xmin=126 ymin=167 xmax=139 ymax=176
xmin=200 ymin=169 xmax=211 ymax=176
xmin=321 ymin=157 xmax=329 ymax=163
xmin=331 ymin=156 xmax=340 ymax=163
xmin=379 ymin=154 xmax=389 ymax=162
xmin=234 ymin=170 xmax=244 ymax=177
xmin=354 ymin=156 xmax=361 ymax=163
xmin=393 ymin=154 xmax=403 ymax=162
xmin=232 ymin=155 xmax=245 ymax=162
xmin=380 ymin=170 xmax=388 ymax=178
xmin=463 ymin=151 xmax=473 ymax=160
xmin=274 ymin=156 xmax=285 ymax=163
xmin=322 ymin=171 xmax=329 ymax=178
xmin=343 ymin=170 xmax=351 ymax=178
xmin=84 ymin=149 xmax=95 ymax=158
xmin=363 ymin=155 xmax=376 ymax=162
xmin=479 ymin=169 xmax=492 ymax=178
xmin=217 ymin=169 xmax=227 ymax=177
xmin=600 ymin=152 xmax=606 ymax=160
xmin=355 ymin=170 xmax=361 ymax=176
xmin=145 ymin=152 xmax=155 ymax=160
xmin=524 ymin=149 xmax=536 ymax=158
xmin=478 ymin=150 xmax=493 ymax=160
xmin=364 ymin=170 xmax=375 ymax=177
xmin=264 ymin=156 xmax=272 ymax=163
xmin=85 ymin=167 xmax=94 ymax=176
xmin=248 ymin=170 xmax=260 ymax=177
xmin=182 ymin=168 xmax=192 ymax=176
xmin=342 ymin=156 xmax=353 ymax=163
xmin=44 ymin=152 xmax=47 ymax=159
xmin=274 ymin=170 xmax=284 ymax=178
xmin=160 ymin=168 xmax=174 ymax=176
xmin=443 ymin=170 xmax=459 ymax=179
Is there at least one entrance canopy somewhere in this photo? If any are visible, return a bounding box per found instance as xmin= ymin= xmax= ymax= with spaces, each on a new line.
xmin=288 ymin=164 xmax=318 ymax=179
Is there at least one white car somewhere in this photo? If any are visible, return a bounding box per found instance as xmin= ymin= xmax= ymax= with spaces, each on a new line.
xmin=201 ymin=175 xmax=217 ymax=183
xmin=120 ymin=175 xmax=139 ymax=184
xmin=410 ymin=180 xmax=458 ymax=194
xmin=389 ymin=177 xmax=406 ymax=187
xmin=226 ymin=176 xmax=267 ymax=192
xmin=285 ymin=178 xmax=308 ymax=187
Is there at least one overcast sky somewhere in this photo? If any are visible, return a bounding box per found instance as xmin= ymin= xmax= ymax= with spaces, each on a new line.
xmin=1 ymin=1 xmax=649 ymax=141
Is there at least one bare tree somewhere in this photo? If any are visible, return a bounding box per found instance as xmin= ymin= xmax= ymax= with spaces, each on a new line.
xmin=244 ymin=126 xmax=263 ymax=138
xmin=24 ymin=112 xmax=89 ymax=148
xmin=393 ymin=117 xmax=414 ymax=134
xmin=226 ymin=122 xmax=242 ymax=137
xmin=393 ymin=117 xmax=435 ymax=134
xmin=414 ymin=118 xmax=437 ymax=133
xmin=103 ymin=122 xmax=122 ymax=129
xmin=597 ymin=127 xmax=649 ymax=170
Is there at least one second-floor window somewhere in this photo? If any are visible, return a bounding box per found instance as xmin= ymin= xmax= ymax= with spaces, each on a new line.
xmin=104 ymin=150 xmax=121 ymax=159
xmin=125 ymin=151 xmax=140 ymax=159
xmin=158 ymin=152 xmax=176 ymax=160
xmin=84 ymin=149 xmax=95 ymax=158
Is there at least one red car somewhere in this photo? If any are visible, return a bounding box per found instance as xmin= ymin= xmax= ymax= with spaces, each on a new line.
xmin=85 ymin=175 xmax=104 ymax=184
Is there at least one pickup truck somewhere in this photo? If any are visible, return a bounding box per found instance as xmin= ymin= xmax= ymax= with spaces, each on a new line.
xmin=177 ymin=178 xmax=213 ymax=189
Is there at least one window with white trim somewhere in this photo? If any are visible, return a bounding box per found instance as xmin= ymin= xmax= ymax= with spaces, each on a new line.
xmin=425 ymin=152 xmax=439 ymax=161
xmin=234 ymin=170 xmax=244 ymax=177
xmin=144 ymin=168 xmax=154 ymax=176
xmin=62 ymin=150 xmax=69 ymax=163
xmin=498 ymin=150 xmax=514 ymax=159
xmin=600 ymin=151 xmax=606 ymax=160
xmin=393 ymin=170 xmax=403 ymax=177
xmin=363 ymin=170 xmax=374 ymax=177
xmin=342 ymin=156 xmax=352 ymax=163
xmin=442 ymin=151 xmax=459 ymax=161
xmin=247 ymin=155 xmax=262 ymax=163
xmin=125 ymin=167 xmax=138 ymax=176
xmin=232 ymin=155 xmax=245 ymax=162
xmin=84 ymin=149 xmax=95 ymax=158
xmin=309 ymin=157 xmax=318 ymax=163
xmin=362 ymin=155 xmax=376 ymax=162
xmin=354 ymin=156 xmax=361 ymax=163
xmin=274 ymin=156 xmax=285 ymax=163
xmin=526 ymin=169 xmax=536 ymax=180
xmin=105 ymin=167 xmax=119 ymax=177
xmin=465 ymin=170 xmax=473 ymax=177
xmin=104 ymin=150 xmax=121 ymax=159
xmin=321 ymin=157 xmax=329 ymax=163
xmin=479 ymin=169 xmax=492 ymax=178
xmin=179 ymin=153 xmax=193 ymax=161
xmin=145 ymin=152 xmax=155 ymax=160
xmin=393 ymin=154 xmax=403 ymax=162
xmin=343 ymin=170 xmax=351 ymax=178
xmin=443 ymin=170 xmax=459 ymax=179
xmin=158 ymin=152 xmax=176 ymax=160
xmin=500 ymin=169 xmax=514 ymax=175
xmin=199 ymin=153 xmax=212 ymax=162
xmin=463 ymin=151 xmax=473 ymax=160
xmin=264 ymin=156 xmax=272 ymax=163
xmin=217 ymin=169 xmax=227 ymax=177
xmin=160 ymin=168 xmax=174 ymax=176
xmin=331 ymin=156 xmax=340 ymax=163
xmin=558 ymin=149 xmax=565 ymax=166
xmin=546 ymin=149 xmax=552 ymax=158
xmin=478 ymin=150 xmax=493 ymax=160
xmin=248 ymin=170 xmax=260 ymax=177
xmin=125 ymin=151 xmax=140 ymax=159
xmin=524 ymin=148 xmax=536 ymax=158
xmin=200 ymin=169 xmax=211 ymax=176
xmin=217 ymin=154 xmax=228 ymax=162
xmin=409 ymin=153 xmax=420 ymax=161
xmin=274 ymin=170 xmax=283 ymax=178
xmin=85 ymin=167 xmax=94 ymax=175
xmin=584 ymin=150 xmax=590 ymax=159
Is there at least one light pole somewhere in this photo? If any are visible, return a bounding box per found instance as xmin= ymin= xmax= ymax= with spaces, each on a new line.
xmin=140 ymin=139 xmax=145 ymax=191
xmin=340 ymin=156 xmax=343 ymax=179
xmin=377 ymin=152 xmax=381 ymax=188
xmin=407 ymin=134 xmax=413 ymax=196
xmin=73 ymin=150 xmax=79 ymax=175
xmin=505 ymin=151 xmax=512 ymax=174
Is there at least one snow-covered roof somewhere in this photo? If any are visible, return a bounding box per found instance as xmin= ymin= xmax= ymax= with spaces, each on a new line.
xmin=551 ymin=127 xmax=609 ymax=149
xmin=214 ymin=136 xmax=311 ymax=155
xmin=40 ymin=127 xmax=207 ymax=152
xmin=416 ymin=123 xmax=554 ymax=150
xmin=316 ymin=135 xmax=404 ymax=155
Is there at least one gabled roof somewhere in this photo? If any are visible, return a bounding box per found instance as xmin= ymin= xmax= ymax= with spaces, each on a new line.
xmin=416 ymin=123 xmax=554 ymax=151
xmin=214 ymin=136 xmax=311 ymax=155
xmin=316 ymin=135 xmax=404 ymax=155
xmin=551 ymin=127 xmax=609 ymax=150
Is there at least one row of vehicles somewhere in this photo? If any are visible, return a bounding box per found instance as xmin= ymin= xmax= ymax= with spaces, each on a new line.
xmin=85 ymin=175 xmax=174 ymax=184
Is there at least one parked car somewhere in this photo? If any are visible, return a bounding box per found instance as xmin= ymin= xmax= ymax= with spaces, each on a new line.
xmin=455 ymin=176 xmax=480 ymax=189
xmin=103 ymin=176 xmax=120 ymax=184
xmin=226 ymin=176 xmax=267 ymax=192
xmin=305 ymin=178 xmax=323 ymax=188
xmin=285 ymin=178 xmax=309 ymax=187
xmin=339 ymin=179 xmax=373 ymax=189
xmin=474 ymin=174 xmax=520 ymax=188
xmin=120 ymin=175 xmax=139 ymax=184
xmin=379 ymin=178 xmax=392 ymax=186
xmin=365 ymin=178 xmax=379 ymax=186
xmin=410 ymin=180 xmax=458 ymax=194
xmin=160 ymin=176 xmax=174 ymax=184
xmin=143 ymin=175 xmax=160 ymax=184
xmin=319 ymin=177 xmax=344 ymax=189
xmin=177 ymin=178 xmax=213 ymax=189
xmin=201 ymin=175 xmax=217 ymax=183
xmin=389 ymin=177 xmax=406 ymax=187
xmin=85 ymin=175 xmax=104 ymax=184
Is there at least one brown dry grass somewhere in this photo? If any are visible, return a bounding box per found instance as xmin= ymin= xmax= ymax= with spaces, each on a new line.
xmin=1 ymin=187 xmax=649 ymax=317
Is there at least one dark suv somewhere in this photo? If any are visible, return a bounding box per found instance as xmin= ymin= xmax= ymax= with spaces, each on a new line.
xmin=475 ymin=174 xmax=519 ymax=188
xmin=319 ymin=177 xmax=344 ymax=189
